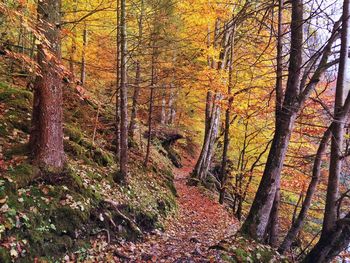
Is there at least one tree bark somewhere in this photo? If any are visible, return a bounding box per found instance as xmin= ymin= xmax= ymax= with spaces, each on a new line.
xmin=167 ymin=83 xmax=176 ymax=125
xmin=115 ymin=0 xmax=121 ymax=160
xmin=193 ymin=94 xmax=221 ymax=181
xmin=129 ymin=61 xmax=141 ymax=138
xmin=30 ymin=0 xmax=65 ymax=171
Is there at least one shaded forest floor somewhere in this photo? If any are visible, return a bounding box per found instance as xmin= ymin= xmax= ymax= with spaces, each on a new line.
xmin=84 ymin=153 xmax=239 ymax=262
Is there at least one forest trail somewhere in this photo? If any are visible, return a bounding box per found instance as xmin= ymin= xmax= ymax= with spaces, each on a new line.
xmin=120 ymin=154 xmax=238 ymax=262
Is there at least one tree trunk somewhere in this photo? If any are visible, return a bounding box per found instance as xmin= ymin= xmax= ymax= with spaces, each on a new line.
xmin=193 ymin=92 xmax=215 ymax=179
xmin=129 ymin=61 xmax=141 ymax=138
xmin=144 ymin=37 xmax=157 ymax=166
xmin=118 ymin=0 xmax=128 ymax=181
xmin=304 ymin=1 xmax=350 ymax=260
xmin=268 ymin=185 xmax=280 ymax=247
xmin=267 ymin=0 xmax=284 ymax=246
xmin=303 ymin=213 xmax=350 ymax=263
xmin=115 ymin=0 xmax=121 ymax=159
xmin=160 ymin=84 xmax=166 ymax=125
xmin=30 ymin=0 xmax=65 ymax=171
xmin=322 ymin=0 xmax=350 ymax=238
xmin=219 ymin=26 xmax=235 ymax=204
xmin=201 ymin=102 xmax=221 ymax=179
xmin=80 ymin=23 xmax=87 ymax=85
xmin=167 ymin=84 xmax=176 ymax=125
xmin=241 ymin=0 xmax=304 ymax=240
xmin=193 ymin=94 xmax=221 ymax=181
xmin=69 ymin=0 xmax=77 ymax=77
xmin=129 ymin=0 xmax=144 ymax=138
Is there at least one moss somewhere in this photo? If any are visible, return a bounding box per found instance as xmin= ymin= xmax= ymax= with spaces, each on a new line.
xmin=0 ymin=123 xmax=8 ymax=136
xmin=0 ymin=86 xmax=33 ymax=105
xmin=7 ymin=163 xmax=39 ymax=189
xmin=64 ymin=140 xmax=86 ymax=157
xmin=92 ymin=148 xmax=114 ymax=166
xmin=28 ymin=231 xmax=74 ymax=258
xmin=135 ymin=210 xmax=158 ymax=232
xmin=0 ymin=247 xmax=11 ymax=263
xmin=53 ymin=206 xmax=88 ymax=236
xmin=5 ymin=109 xmax=31 ymax=133
xmin=64 ymin=124 xmax=84 ymax=144
xmin=42 ymin=235 xmax=73 ymax=255
xmin=4 ymin=143 xmax=30 ymax=159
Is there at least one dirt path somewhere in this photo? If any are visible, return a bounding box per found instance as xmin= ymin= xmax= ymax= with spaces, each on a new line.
xmin=121 ymin=155 xmax=238 ymax=262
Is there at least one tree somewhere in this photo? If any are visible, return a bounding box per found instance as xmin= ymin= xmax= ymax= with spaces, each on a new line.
xmin=303 ymin=0 xmax=350 ymax=261
xmin=129 ymin=0 xmax=145 ymax=138
xmin=241 ymin=0 xmax=340 ymax=241
xmin=117 ymin=0 xmax=129 ymax=181
xmin=30 ymin=0 xmax=65 ymax=173
xmin=219 ymin=26 xmax=235 ymax=204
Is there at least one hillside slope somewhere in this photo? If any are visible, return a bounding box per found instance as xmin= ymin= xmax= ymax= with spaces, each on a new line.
xmin=0 ymin=82 xmax=178 ymax=262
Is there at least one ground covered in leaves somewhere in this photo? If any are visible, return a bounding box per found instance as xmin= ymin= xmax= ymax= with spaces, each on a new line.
xmin=76 ymin=154 xmax=238 ymax=262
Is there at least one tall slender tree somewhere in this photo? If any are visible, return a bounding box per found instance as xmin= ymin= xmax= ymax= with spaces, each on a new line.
xmin=219 ymin=25 xmax=235 ymax=204
xmin=321 ymin=0 xmax=350 ymax=237
xmin=117 ymin=0 xmax=128 ymax=181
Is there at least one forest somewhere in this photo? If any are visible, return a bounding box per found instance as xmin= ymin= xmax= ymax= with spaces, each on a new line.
xmin=0 ymin=0 xmax=350 ymax=262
